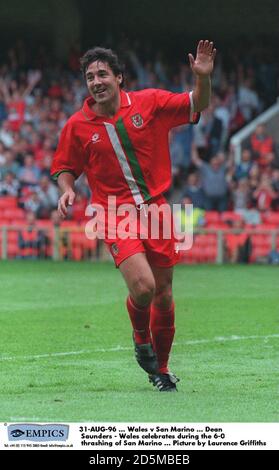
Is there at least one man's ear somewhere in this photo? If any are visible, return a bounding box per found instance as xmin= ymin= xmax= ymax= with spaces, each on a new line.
xmin=117 ymin=74 xmax=123 ymax=86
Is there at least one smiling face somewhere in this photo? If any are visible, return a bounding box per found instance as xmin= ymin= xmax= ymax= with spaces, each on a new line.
xmin=85 ymin=60 xmax=122 ymax=107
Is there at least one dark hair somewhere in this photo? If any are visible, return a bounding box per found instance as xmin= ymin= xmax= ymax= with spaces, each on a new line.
xmin=80 ymin=47 xmax=125 ymax=88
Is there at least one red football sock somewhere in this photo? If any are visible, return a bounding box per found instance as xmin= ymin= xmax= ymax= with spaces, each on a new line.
xmin=126 ymin=296 xmax=151 ymax=344
xmin=150 ymin=301 xmax=175 ymax=374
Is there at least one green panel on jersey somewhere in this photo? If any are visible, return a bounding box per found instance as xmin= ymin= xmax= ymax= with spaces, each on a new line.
xmin=51 ymin=170 xmax=77 ymax=181
xmin=116 ymin=117 xmax=151 ymax=202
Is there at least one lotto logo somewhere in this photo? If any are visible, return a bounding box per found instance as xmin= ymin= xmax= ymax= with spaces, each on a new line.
xmin=92 ymin=133 xmax=100 ymax=143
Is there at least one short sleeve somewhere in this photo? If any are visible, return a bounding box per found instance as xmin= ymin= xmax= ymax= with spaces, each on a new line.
xmin=51 ymin=121 xmax=86 ymax=181
xmin=153 ymin=89 xmax=200 ymax=129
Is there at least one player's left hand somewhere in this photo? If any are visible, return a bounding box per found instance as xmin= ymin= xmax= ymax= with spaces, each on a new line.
xmin=188 ymin=40 xmax=216 ymax=77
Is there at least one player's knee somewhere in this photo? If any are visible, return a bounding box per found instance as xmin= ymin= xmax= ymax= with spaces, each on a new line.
xmin=132 ymin=277 xmax=155 ymax=306
xmin=153 ymin=285 xmax=173 ymax=310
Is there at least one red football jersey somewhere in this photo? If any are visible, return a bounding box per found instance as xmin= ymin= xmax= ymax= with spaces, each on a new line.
xmin=7 ymin=100 xmax=25 ymax=131
xmin=51 ymin=88 xmax=199 ymax=208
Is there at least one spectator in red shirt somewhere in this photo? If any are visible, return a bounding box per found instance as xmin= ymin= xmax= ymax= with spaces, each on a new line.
xmin=224 ymin=219 xmax=251 ymax=263
xmin=271 ymin=168 xmax=279 ymax=210
xmin=0 ymin=72 xmax=41 ymax=131
xmin=253 ymin=173 xmax=277 ymax=211
xmin=48 ymin=80 xmax=63 ymax=99
xmin=250 ymin=124 xmax=275 ymax=169
xmin=35 ymin=138 xmax=55 ymax=167
xmin=18 ymin=210 xmax=47 ymax=258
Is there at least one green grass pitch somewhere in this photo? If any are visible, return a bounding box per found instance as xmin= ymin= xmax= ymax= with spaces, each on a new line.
xmin=0 ymin=261 xmax=278 ymax=422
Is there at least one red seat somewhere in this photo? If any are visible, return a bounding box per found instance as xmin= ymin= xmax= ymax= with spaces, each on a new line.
xmin=252 ymin=224 xmax=277 ymax=231
xmin=9 ymin=220 xmax=27 ymax=228
xmin=204 ymin=246 xmax=217 ymax=261
xmin=7 ymin=242 xmax=21 ymax=258
xmin=36 ymin=220 xmax=53 ymax=229
xmin=207 ymin=234 xmax=218 ymax=244
xmin=251 ymin=233 xmax=272 ymax=249
xmin=3 ymin=208 xmax=26 ymax=220
xmin=60 ymin=220 xmax=79 ymax=228
xmin=204 ymin=211 xmax=220 ymax=225
xmin=0 ymin=197 xmax=18 ymax=209
xmin=194 ymin=234 xmax=206 ymax=246
xmin=195 ymin=234 xmax=217 ymax=246
xmin=261 ymin=212 xmax=279 ymax=226
xmin=206 ymin=222 xmax=229 ymax=230
xmin=0 ymin=218 xmax=10 ymax=225
xmin=7 ymin=231 xmax=19 ymax=243
xmin=179 ymin=242 xmax=217 ymax=264
xmin=221 ymin=211 xmax=243 ymax=223
xmin=250 ymin=245 xmax=271 ymax=262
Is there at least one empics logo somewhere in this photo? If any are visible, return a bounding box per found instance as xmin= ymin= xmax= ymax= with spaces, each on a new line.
xmin=8 ymin=424 xmax=69 ymax=441
xmin=10 ymin=429 xmax=25 ymax=438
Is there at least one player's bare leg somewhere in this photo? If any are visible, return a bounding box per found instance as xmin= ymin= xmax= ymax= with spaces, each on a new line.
xmin=119 ymin=252 xmax=155 ymax=307
xmin=149 ymin=265 xmax=179 ymax=391
xmin=119 ymin=252 xmax=158 ymax=374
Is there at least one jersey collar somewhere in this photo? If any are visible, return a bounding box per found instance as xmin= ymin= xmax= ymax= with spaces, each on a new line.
xmin=82 ymin=90 xmax=131 ymax=121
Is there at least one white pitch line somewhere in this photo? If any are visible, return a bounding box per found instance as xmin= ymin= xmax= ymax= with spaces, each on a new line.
xmin=0 ymin=334 xmax=278 ymax=362
xmin=177 ymin=333 xmax=279 ymax=345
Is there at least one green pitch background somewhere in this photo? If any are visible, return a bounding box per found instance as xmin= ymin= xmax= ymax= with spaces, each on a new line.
xmin=0 ymin=261 xmax=278 ymax=422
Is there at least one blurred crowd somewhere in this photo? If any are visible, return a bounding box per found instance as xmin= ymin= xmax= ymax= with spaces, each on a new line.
xmin=0 ymin=38 xmax=278 ymax=227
